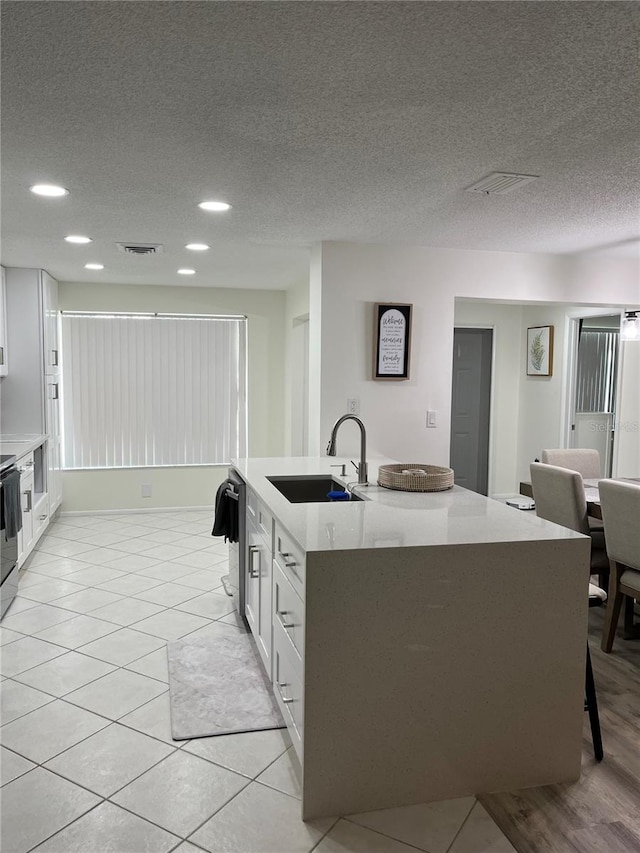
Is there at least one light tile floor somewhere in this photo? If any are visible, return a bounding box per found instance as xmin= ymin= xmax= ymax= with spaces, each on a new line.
xmin=1 ymin=510 xmax=517 ymax=853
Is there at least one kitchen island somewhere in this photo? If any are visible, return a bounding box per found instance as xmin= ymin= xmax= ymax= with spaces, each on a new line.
xmin=231 ymin=456 xmax=591 ymax=820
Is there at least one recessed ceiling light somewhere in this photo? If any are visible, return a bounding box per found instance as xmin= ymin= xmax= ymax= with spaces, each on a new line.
xmin=185 ymin=243 xmax=210 ymax=251
xmin=178 ymin=268 xmax=196 ymax=275
xmin=85 ymin=263 xmax=104 ymax=270
xmin=30 ymin=184 xmax=69 ymax=197
xmin=198 ymin=201 xmax=231 ymax=212
xmin=65 ymin=235 xmax=92 ymax=244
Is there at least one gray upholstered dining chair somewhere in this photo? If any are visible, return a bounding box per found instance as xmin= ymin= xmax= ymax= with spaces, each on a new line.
xmin=530 ymin=462 xmax=608 ymax=581
xmin=541 ymin=449 xmax=603 ymax=531
xmin=599 ymin=479 xmax=640 ymax=653
xmin=529 ymin=461 xmax=606 ymax=761
xmin=541 ymin=448 xmax=601 ymax=479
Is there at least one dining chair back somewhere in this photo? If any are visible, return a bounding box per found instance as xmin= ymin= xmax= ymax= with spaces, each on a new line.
xmin=530 ymin=462 xmax=590 ymax=535
xmin=541 ymin=448 xmax=601 ymax=480
xmin=598 ymin=479 xmax=640 ymax=653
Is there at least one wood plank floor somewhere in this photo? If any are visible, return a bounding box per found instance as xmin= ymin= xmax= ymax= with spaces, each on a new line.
xmin=480 ymin=608 xmax=640 ymax=853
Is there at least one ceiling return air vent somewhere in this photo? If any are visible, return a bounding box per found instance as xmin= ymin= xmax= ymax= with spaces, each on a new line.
xmin=465 ymin=172 xmax=540 ymax=195
xmin=116 ymin=242 xmax=164 ymax=256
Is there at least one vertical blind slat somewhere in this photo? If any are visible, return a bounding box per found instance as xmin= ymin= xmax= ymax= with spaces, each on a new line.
xmin=576 ymin=330 xmax=619 ymax=414
xmin=61 ymin=314 xmax=247 ymax=469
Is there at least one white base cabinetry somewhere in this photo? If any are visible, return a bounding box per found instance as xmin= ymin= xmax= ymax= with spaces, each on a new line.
xmin=236 ymin=457 xmax=590 ymax=822
xmin=14 ymin=441 xmax=51 ymax=568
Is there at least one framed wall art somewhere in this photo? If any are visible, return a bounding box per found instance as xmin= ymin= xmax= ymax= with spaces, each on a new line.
xmin=527 ymin=325 xmax=554 ymax=376
xmin=374 ymin=303 xmax=412 ymax=380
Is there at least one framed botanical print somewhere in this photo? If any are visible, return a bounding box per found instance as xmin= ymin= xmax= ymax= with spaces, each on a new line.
xmin=527 ymin=325 xmax=554 ymax=376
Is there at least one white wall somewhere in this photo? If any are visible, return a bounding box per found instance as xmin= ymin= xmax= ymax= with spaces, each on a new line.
xmin=313 ymin=242 xmax=639 ymax=485
xmin=59 ymin=282 xmax=286 ymax=511
xmin=516 ymin=304 xmax=574 ymax=484
xmin=283 ymin=279 xmax=310 ymax=454
xmin=613 ymin=340 xmax=640 ymax=477
xmin=308 ymin=245 xmax=323 ymax=454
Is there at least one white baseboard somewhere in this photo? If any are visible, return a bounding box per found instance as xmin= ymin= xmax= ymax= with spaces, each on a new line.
xmin=59 ymin=505 xmax=214 ymax=517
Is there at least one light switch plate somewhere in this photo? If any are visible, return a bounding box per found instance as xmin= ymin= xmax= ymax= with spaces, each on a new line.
xmin=141 ymin=484 xmax=152 ymax=497
xmin=426 ymin=410 xmax=437 ymax=428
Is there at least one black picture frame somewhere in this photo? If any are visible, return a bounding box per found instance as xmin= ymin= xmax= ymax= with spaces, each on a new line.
xmin=373 ymin=303 xmax=412 ymax=380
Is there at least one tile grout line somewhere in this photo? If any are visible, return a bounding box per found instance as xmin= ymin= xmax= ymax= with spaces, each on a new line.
xmin=308 ymin=815 xmax=342 ymax=852
xmin=443 ymin=798 xmax=480 ymax=853
xmin=339 ymin=814 xmax=444 ymax=853
xmin=22 ymin=792 xmax=183 ymax=853
xmin=22 ymin=798 xmax=108 ymax=853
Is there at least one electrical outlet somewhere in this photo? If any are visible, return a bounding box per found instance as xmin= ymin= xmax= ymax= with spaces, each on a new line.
xmin=141 ymin=484 xmax=152 ymax=498
xmin=347 ymin=398 xmax=360 ymax=415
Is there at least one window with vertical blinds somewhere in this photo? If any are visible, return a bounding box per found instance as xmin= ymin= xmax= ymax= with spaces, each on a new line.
xmin=575 ymin=329 xmax=619 ymax=414
xmin=61 ymin=312 xmax=247 ymax=469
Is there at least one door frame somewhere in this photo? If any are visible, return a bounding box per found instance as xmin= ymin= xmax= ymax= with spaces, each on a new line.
xmin=452 ymin=324 xmax=496 ymax=495
xmin=563 ymin=313 xmax=622 ymax=472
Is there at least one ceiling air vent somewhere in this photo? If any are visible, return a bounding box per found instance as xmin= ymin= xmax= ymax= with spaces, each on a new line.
xmin=465 ymin=172 xmax=539 ymax=195
xmin=116 ymin=242 xmax=164 ymax=256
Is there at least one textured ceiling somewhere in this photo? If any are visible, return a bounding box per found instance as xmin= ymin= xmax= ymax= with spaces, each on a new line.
xmin=1 ymin=1 xmax=639 ymax=289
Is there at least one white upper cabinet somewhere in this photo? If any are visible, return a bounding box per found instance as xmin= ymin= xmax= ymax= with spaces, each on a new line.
xmin=1 ymin=268 xmax=59 ymax=435
xmin=0 ymin=265 xmax=8 ymax=376
xmin=46 ymin=382 xmax=62 ymax=513
xmin=41 ymin=271 xmax=59 ymax=375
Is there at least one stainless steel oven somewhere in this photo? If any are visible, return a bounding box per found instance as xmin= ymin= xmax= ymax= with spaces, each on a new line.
xmin=226 ymin=468 xmax=247 ymax=624
xmin=1 ymin=455 xmax=20 ymax=620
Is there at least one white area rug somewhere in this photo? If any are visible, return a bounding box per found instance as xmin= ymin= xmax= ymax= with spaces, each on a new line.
xmin=167 ymin=631 xmax=285 ymax=740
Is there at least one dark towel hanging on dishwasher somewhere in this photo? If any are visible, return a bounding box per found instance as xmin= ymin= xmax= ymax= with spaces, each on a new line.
xmin=1 ymin=468 xmax=23 ymax=540
xmin=211 ymin=479 xmax=239 ymax=543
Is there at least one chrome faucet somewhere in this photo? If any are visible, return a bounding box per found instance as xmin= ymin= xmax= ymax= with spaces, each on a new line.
xmin=326 ymin=414 xmax=368 ymax=485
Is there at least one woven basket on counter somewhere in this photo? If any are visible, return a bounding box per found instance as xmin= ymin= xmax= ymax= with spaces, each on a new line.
xmin=377 ymin=463 xmax=455 ymax=492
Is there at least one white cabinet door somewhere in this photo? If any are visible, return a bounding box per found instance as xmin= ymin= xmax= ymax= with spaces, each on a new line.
xmin=245 ymin=522 xmax=260 ymax=636
xmin=245 ymin=521 xmax=273 ymax=676
xmin=18 ymin=470 xmax=35 ymax=566
xmin=0 ymin=265 xmax=7 ymax=377
xmin=256 ymin=533 xmax=272 ymax=676
xmin=41 ymin=271 xmax=59 ymax=376
xmin=46 ymin=382 xmax=62 ymax=512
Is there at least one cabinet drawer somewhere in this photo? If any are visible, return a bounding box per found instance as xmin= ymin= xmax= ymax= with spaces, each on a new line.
xmin=273 ymin=617 xmax=304 ymax=761
xmin=274 ymin=522 xmax=305 ymax=598
xmin=33 ymin=495 xmax=50 ymax=543
xmin=17 ymin=452 xmax=35 ymax=474
xmin=246 ymin=488 xmax=273 ymax=547
xmin=273 ymin=559 xmax=304 ymax=660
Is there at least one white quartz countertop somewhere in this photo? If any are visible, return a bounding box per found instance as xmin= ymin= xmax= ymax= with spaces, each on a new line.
xmin=1 ymin=434 xmax=48 ymax=459
xmin=231 ymin=456 xmax=586 ymax=553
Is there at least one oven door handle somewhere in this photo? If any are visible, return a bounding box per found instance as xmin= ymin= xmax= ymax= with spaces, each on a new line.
xmin=225 ymin=488 xmax=239 ymax=502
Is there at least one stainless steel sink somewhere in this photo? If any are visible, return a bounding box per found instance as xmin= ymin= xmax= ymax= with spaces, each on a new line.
xmin=267 ymin=475 xmax=364 ymax=504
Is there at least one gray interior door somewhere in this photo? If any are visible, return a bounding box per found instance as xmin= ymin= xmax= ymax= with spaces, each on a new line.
xmin=450 ymin=328 xmax=492 ymax=495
